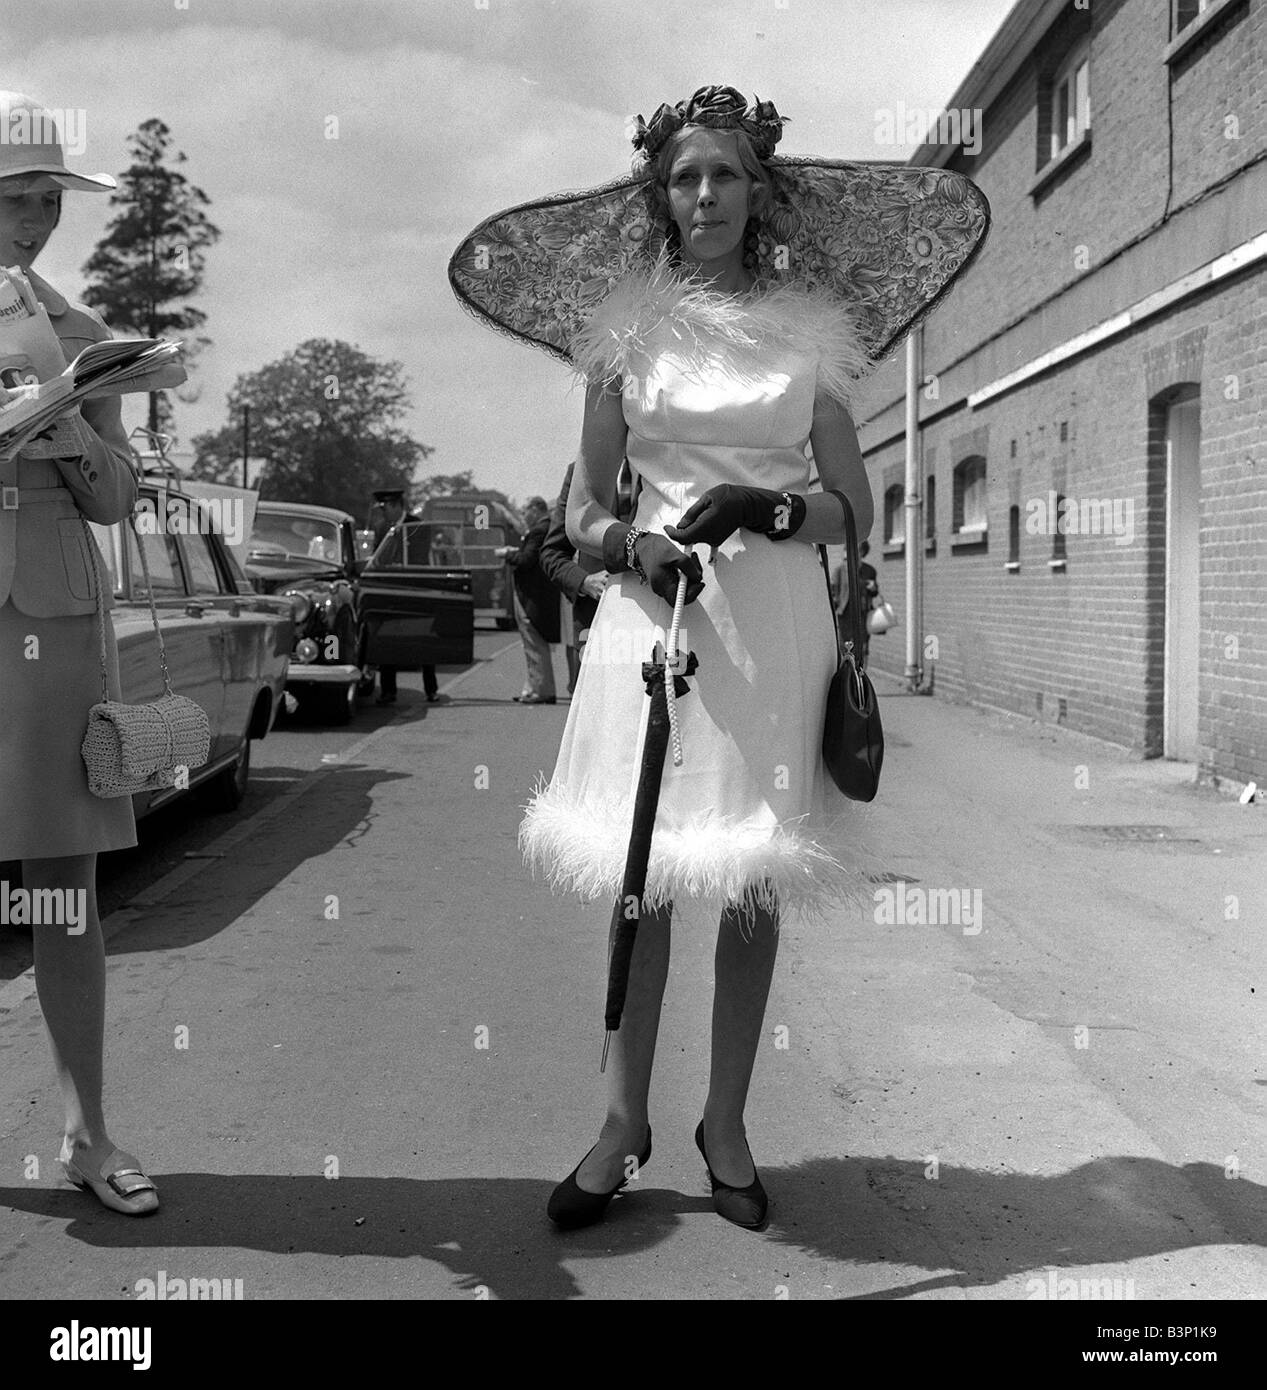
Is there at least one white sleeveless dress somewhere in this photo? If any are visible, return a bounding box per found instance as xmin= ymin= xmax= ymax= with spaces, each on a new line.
xmin=519 ymin=259 xmax=883 ymax=924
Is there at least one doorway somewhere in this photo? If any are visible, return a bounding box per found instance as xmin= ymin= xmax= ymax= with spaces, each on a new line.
xmin=1162 ymin=387 xmax=1201 ymax=760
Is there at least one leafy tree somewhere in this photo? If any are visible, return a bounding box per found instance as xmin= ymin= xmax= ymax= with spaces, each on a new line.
xmin=190 ymin=338 xmax=433 ymax=518
xmin=80 ymin=118 xmax=220 ymax=435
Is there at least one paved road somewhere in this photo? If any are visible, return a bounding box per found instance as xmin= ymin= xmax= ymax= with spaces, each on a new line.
xmin=1 ymin=629 xmax=1264 ymax=1300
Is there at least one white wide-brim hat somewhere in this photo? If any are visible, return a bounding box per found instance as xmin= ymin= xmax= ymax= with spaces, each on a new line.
xmin=0 ymin=91 xmax=116 ymax=193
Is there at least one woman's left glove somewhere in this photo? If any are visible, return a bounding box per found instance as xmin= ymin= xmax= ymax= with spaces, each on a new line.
xmin=664 ymin=484 xmax=806 ymax=548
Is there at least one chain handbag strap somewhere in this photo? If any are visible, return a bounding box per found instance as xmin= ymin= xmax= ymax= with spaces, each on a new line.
xmin=84 ymin=509 xmax=175 ymax=705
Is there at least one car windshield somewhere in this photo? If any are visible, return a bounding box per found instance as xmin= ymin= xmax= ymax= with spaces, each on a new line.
xmin=249 ymin=512 xmax=342 ymax=563
xmin=371 ymin=521 xmax=503 ymax=567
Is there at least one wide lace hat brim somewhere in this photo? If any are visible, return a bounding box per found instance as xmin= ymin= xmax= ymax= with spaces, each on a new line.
xmin=448 ymin=157 xmax=990 ymax=367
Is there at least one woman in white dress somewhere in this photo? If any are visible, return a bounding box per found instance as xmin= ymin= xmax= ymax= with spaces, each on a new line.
xmin=448 ymin=85 xmax=990 ymax=1229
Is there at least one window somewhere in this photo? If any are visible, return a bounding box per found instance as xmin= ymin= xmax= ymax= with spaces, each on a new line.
xmin=953 ymin=456 xmax=988 ymax=535
xmin=183 ymin=532 xmax=225 ymax=596
xmin=85 ymin=521 xmax=124 ymax=597
xmin=1050 ymin=43 xmax=1090 ymax=161
xmin=127 ymin=524 xmax=184 ymax=597
xmin=925 ymin=475 xmax=937 ymax=547
xmin=1052 ymin=493 xmax=1068 ymax=565
xmin=883 ymin=484 xmax=904 ymax=546
xmin=1007 ymin=504 xmax=1021 ymax=570
xmin=1174 ymin=0 xmax=1212 ymax=29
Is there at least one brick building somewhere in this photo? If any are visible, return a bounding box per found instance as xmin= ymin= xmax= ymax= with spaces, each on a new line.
xmin=856 ymin=0 xmax=1265 ymax=787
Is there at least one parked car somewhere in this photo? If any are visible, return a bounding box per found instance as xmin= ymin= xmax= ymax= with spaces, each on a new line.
xmin=418 ymin=494 xmax=524 ymax=629
xmin=85 ymin=475 xmax=293 ymax=816
xmin=357 ymin=520 xmax=476 ymax=675
xmin=245 ymin=502 xmax=364 ymax=724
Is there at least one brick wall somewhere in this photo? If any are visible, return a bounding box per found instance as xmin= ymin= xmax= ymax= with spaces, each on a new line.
xmin=866 ymin=277 xmax=1265 ymax=781
xmin=857 ymin=0 xmax=1266 ymax=784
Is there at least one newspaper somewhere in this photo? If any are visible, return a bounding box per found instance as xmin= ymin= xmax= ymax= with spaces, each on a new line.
xmin=0 ymin=264 xmax=186 ymax=453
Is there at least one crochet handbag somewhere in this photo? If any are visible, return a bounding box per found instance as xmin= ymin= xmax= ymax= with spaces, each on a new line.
xmin=818 ymin=489 xmax=883 ymax=802
xmin=80 ymin=513 xmax=211 ymax=798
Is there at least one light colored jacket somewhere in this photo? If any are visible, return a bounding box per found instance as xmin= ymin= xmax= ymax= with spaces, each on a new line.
xmin=0 ymin=271 xmax=138 ymax=617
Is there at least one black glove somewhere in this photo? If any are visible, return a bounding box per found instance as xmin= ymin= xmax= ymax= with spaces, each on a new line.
xmin=602 ymin=523 xmax=705 ymax=606
xmin=664 ymin=484 xmax=806 ymax=549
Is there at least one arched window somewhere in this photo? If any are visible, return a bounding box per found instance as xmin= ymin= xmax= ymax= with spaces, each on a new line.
xmin=953 ymin=456 xmax=988 ymax=536
xmin=884 ymin=483 xmax=904 ymax=546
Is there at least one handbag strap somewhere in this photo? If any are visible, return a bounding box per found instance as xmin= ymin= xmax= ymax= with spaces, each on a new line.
xmin=819 ymin=488 xmax=867 ymax=670
xmin=84 ymin=509 xmax=175 ymax=705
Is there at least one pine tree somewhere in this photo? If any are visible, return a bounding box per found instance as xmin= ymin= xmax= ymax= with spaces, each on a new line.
xmin=80 ymin=118 xmax=220 ymax=435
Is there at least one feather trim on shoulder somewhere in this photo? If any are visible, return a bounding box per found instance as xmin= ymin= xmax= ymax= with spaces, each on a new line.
xmin=568 ymin=251 xmax=873 ymax=410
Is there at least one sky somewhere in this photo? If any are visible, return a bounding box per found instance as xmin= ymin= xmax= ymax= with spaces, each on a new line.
xmin=4 ymin=0 xmax=1016 ymax=512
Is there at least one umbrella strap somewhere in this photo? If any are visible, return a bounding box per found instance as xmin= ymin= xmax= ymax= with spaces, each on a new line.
xmin=665 ymin=571 xmax=687 ymax=767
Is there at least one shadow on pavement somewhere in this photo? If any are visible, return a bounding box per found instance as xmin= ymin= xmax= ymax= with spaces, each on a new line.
xmin=100 ymin=765 xmax=413 ymax=958
xmin=2 ymin=1154 xmax=1261 ymax=1300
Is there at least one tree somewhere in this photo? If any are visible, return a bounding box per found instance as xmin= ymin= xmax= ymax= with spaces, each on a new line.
xmin=80 ymin=118 xmax=220 ymax=435
xmin=190 ymin=338 xmax=433 ymax=519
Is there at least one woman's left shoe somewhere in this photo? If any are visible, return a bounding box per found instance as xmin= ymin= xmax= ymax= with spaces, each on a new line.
xmin=60 ymin=1143 xmax=160 ymax=1216
xmin=695 ymin=1121 xmax=768 ymax=1230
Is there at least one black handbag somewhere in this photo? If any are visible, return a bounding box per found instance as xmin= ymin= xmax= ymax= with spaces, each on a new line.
xmin=817 ymin=489 xmax=883 ymax=801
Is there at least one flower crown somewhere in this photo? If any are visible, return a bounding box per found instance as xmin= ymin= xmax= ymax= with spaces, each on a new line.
xmin=630 ymin=85 xmax=787 ymax=168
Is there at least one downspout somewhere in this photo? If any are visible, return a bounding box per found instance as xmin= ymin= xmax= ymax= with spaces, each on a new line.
xmin=904 ymin=327 xmax=926 ymax=691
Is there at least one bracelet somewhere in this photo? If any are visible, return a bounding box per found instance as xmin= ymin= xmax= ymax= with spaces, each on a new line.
xmin=765 ymin=491 xmax=806 ymax=542
xmin=625 ymin=526 xmax=649 ymax=583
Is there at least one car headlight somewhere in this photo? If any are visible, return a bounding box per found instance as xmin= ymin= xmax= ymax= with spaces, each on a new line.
xmin=294 ymin=637 xmax=319 ymax=663
xmin=283 ymin=589 xmax=313 ymax=623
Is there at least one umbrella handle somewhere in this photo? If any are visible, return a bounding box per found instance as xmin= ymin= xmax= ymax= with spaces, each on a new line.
xmin=666 ymin=571 xmax=687 ymax=767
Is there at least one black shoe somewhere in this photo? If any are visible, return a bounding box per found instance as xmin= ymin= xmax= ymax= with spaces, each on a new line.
xmin=375 ymin=692 xmax=396 ymax=706
xmin=695 ymin=1121 xmax=768 ymax=1229
xmin=547 ymin=1128 xmax=652 ymax=1229
xmin=518 ymin=694 xmax=557 ymax=705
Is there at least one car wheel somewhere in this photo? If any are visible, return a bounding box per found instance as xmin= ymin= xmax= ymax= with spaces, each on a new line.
xmin=318 ymin=681 xmax=356 ymax=725
xmin=204 ymin=737 xmax=250 ymax=813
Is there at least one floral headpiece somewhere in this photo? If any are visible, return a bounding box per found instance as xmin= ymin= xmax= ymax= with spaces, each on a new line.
xmin=630 ymin=85 xmax=787 ymax=170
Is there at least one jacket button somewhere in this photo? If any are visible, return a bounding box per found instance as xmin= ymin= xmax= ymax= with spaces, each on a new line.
xmin=88 ymin=470 xmax=98 ymax=481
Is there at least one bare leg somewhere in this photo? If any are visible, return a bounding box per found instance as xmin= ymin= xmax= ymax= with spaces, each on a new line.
xmin=574 ymin=900 xmax=672 ymax=1192
xmin=702 ymin=893 xmax=780 ymax=1185
xmin=25 ymin=854 xmax=115 ymax=1167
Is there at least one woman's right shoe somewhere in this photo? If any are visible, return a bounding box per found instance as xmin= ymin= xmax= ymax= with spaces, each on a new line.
xmin=60 ymin=1143 xmax=160 ymax=1216
xmin=547 ymin=1128 xmax=652 ymax=1229
xmin=695 ymin=1121 xmax=768 ymax=1229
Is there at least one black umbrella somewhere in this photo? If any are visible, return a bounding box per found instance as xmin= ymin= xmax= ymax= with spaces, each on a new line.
xmin=601 ymin=572 xmax=698 ymax=1071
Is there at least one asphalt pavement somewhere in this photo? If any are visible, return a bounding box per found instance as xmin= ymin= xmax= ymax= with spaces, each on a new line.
xmin=1 ymin=632 xmax=1264 ymax=1300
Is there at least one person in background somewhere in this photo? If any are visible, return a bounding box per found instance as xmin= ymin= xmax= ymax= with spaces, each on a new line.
xmin=494 ymin=495 xmax=560 ymax=704
xmin=832 ymin=536 xmax=879 ymax=667
xmin=371 ymin=488 xmax=441 ymax=704
xmin=538 ymin=460 xmax=613 ymax=695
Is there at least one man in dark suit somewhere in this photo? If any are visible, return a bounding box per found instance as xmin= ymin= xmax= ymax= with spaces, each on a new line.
xmin=371 ymin=487 xmax=441 ymax=704
xmin=538 ymin=459 xmax=631 ymax=694
xmin=495 ymin=495 xmax=560 ymax=704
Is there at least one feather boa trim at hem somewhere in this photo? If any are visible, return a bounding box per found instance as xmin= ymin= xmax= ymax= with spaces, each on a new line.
xmin=518 ymin=775 xmax=885 ymax=926
xmin=568 ymin=251 xmax=873 ymax=412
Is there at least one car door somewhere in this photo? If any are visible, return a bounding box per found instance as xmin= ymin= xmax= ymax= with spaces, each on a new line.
xmin=124 ymin=503 xmax=227 ymax=768
xmin=172 ymin=505 xmax=255 ymax=760
xmin=357 ymin=521 xmax=475 ymax=668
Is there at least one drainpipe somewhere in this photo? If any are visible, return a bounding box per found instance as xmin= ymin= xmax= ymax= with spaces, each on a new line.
xmin=904 ymin=328 xmax=925 ymax=690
